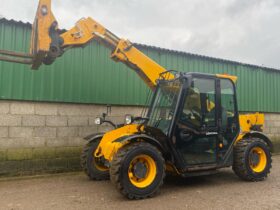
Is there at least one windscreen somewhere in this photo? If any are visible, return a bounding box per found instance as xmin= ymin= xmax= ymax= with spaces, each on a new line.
xmin=145 ymin=79 xmax=181 ymax=134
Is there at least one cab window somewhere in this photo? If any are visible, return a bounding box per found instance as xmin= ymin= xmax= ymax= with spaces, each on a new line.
xmin=180 ymin=78 xmax=216 ymax=128
xmin=220 ymin=79 xmax=237 ymax=132
xmin=220 ymin=78 xmax=239 ymax=151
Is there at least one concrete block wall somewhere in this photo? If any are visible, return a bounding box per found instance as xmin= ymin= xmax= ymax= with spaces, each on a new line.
xmin=0 ymin=100 xmax=142 ymax=177
xmin=0 ymin=100 xmax=279 ymax=177
xmin=264 ymin=113 xmax=280 ymax=153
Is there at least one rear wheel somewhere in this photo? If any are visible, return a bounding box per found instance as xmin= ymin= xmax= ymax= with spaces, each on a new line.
xmin=233 ymin=138 xmax=272 ymax=181
xmin=80 ymin=139 xmax=109 ymax=180
xmin=110 ymin=142 xmax=165 ymax=199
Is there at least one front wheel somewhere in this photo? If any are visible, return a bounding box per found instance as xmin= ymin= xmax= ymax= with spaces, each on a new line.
xmin=110 ymin=142 xmax=165 ymax=199
xmin=233 ymin=138 xmax=272 ymax=181
xmin=80 ymin=139 xmax=109 ymax=180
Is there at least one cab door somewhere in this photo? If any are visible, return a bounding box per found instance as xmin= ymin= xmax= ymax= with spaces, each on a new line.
xmin=175 ymin=76 xmax=219 ymax=166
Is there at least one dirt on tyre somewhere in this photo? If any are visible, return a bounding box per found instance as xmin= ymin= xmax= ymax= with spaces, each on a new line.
xmin=110 ymin=142 xmax=165 ymax=199
xmin=80 ymin=139 xmax=109 ymax=180
xmin=233 ymin=137 xmax=272 ymax=181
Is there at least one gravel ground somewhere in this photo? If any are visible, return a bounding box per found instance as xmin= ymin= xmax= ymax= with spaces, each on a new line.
xmin=0 ymin=155 xmax=279 ymax=210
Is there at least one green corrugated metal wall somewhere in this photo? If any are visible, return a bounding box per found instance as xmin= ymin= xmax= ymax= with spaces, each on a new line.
xmin=0 ymin=19 xmax=280 ymax=112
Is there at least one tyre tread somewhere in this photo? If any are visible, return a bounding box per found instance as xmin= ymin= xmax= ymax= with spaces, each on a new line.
xmin=233 ymin=137 xmax=272 ymax=181
xmin=80 ymin=140 xmax=109 ymax=180
xmin=110 ymin=142 xmax=165 ymax=199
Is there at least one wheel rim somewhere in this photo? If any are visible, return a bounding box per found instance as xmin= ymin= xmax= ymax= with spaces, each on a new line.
xmin=128 ymin=155 xmax=157 ymax=188
xmin=92 ymin=152 xmax=108 ymax=171
xmin=249 ymin=147 xmax=267 ymax=173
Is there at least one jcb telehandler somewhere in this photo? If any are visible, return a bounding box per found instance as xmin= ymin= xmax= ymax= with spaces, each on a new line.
xmin=0 ymin=0 xmax=272 ymax=199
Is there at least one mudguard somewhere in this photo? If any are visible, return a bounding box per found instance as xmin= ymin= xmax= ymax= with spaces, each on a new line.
xmin=113 ymin=134 xmax=167 ymax=155
xmin=242 ymin=131 xmax=274 ymax=152
xmin=84 ymin=133 xmax=104 ymax=142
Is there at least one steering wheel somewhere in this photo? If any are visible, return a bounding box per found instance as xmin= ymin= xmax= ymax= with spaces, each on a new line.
xmin=179 ymin=129 xmax=193 ymax=140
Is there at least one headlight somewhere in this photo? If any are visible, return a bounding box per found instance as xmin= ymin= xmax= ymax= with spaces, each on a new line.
xmin=125 ymin=115 xmax=133 ymax=125
xmin=94 ymin=117 xmax=102 ymax=125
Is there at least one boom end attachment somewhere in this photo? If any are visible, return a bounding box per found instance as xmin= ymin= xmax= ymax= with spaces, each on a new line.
xmin=30 ymin=0 xmax=63 ymax=69
xmin=0 ymin=0 xmax=62 ymax=69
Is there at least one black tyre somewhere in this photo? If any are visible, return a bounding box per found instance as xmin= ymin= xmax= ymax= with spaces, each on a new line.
xmin=80 ymin=139 xmax=109 ymax=180
xmin=233 ymin=138 xmax=272 ymax=181
xmin=110 ymin=142 xmax=165 ymax=199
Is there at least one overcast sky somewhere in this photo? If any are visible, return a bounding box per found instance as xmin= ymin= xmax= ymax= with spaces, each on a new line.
xmin=1 ymin=0 xmax=280 ymax=69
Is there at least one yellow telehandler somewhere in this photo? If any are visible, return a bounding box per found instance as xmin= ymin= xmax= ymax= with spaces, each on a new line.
xmin=0 ymin=0 xmax=272 ymax=199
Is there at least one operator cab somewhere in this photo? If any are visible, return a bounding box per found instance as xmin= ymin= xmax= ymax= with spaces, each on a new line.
xmin=144 ymin=72 xmax=240 ymax=171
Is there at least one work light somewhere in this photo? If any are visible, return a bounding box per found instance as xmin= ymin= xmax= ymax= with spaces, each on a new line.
xmin=94 ymin=117 xmax=102 ymax=125
xmin=125 ymin=115 xmax=133 ymax=125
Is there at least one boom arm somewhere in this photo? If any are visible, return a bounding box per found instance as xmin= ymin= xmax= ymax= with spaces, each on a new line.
xmin=0 ymin=0 xmax=173 ymax=89
xmin=31 ymin=0 xmax=173 ymax=89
